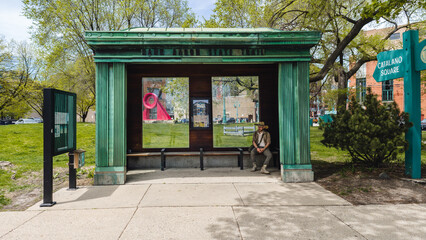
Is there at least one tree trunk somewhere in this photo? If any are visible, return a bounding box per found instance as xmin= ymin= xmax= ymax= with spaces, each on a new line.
xmin=336 ymin=69 xmax=348 ymax=114
xmin=82 ymin=113 xmax=87 ymax=123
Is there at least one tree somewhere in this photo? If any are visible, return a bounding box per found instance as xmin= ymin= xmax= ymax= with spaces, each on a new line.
xmin=270 ymin=0 xmax=426 ymax=112
xmin=23 ymin=80 xmax=47 ymax=119
xmin=162 ymin=78 xmax=189 ymax=120
xmin=320 ymin=88 xmax=412 ymax=167
xmin=0 ymin=40 xmax=38 ymax=119
xmin=204 ymin=0 xmax=273 ymax=27
xmin=23 ymin=0 xmax=197 ymax=121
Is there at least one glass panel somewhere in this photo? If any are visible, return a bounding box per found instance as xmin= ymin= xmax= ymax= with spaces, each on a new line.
xmin=390 ymin=33 xmax=400 ymax=40
xmin=356 ymin=78 xmax=366 ymax=103
xmin=142 ymin=77 xmax=189 ymax=148
xmin=382 ymin=80 xmax=393 ymax=101
xmin=212 ymin=76 xmax=259 ymax=148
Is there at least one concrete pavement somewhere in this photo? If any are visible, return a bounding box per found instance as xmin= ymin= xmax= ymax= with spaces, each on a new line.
xmin=1 ymin=168 xmax=425 ymax=239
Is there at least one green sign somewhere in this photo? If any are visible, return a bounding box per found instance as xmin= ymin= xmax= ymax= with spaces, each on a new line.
xmin=373 ymin=30 xmax=425 ymax=179
xmin=373 ymin=49 xmax=405 ymax=82
xmin=415 ymin=39 xmax=426 ymax=71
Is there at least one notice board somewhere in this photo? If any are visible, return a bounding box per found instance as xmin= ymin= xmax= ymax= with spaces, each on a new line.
xmin=44 ymin=89 xmax=77 ymax=156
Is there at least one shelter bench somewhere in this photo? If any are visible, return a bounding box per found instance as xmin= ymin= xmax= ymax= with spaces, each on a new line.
xmin=127 ymin=148 xmax=244 ymax=171
xmin=127 ymin=148 xmax=279 ymax=171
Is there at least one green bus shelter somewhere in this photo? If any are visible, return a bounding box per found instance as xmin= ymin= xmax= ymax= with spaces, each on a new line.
xmin=86 ymin=28 xmax=321 ymax=185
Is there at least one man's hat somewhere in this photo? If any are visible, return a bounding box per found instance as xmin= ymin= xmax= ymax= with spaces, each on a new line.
xmin=255 ymin=122 xmax=268 ymax=129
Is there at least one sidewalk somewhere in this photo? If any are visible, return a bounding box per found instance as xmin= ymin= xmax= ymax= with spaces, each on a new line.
xmin=1 ymin=168 xmax=425 ymax=240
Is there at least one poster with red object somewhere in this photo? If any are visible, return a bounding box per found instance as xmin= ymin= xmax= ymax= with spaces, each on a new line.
xmin=142 ymin=92 xmax=171 ymax=120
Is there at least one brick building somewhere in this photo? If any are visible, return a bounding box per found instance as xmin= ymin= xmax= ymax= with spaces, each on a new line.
xmin=349 ymin=27 xmax=426 ymax=119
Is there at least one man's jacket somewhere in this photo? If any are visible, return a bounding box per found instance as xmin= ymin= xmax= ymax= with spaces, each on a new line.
xmin=252 ymin=130 xmax=271 ymax=148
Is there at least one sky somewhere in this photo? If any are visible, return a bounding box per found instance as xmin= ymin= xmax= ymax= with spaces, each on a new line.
xmin=0 ymin=0 xmax=216 ymax=42
xmin=0 ymin=1 xmax=33 ymax=42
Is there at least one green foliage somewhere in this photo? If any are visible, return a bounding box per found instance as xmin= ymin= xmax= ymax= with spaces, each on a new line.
xmin=271 ymin=0 xmax=425 ymax=110
xmin=320 ymin=89 xmax=412 ymax=167
xmin=0 ymin=192 xmax=11 ymax=208
xmin=22 ymin=0 xmax=197 ymax=122
xmin=161 ymin=78 xmax=189 ymax=120
xmin=204 ymin=0 xmax=273 ymax=28
xmin=0 ymin=40 xmax=37 ymax=119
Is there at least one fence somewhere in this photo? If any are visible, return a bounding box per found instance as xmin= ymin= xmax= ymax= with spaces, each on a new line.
xmin=223 ymin=126 xmax=255 ymax=136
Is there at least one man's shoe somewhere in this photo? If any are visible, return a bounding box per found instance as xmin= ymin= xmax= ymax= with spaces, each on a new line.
xmin=260 ymin=165 xmax=270 ymax=174
xmin=251 ymin=163 xmax=257 ymax=172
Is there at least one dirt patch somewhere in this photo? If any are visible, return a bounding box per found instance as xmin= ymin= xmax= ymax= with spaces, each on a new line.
xmin=314 ymin=161 xmax=426 ymax=205
xmin=1 ymin=167 xmax=94 ymax=211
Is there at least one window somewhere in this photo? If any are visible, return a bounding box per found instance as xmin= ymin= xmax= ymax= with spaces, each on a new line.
xmin=390 ymin=33 xmax=400 ymax=41
xmin=212 ymin=76 xmax=259 ymax=148
xmin=356 ymin=78 xmax=366 ymax=103
xmin=382 ymin=80 xmax=393 ymax=101
xmin=142 ymin=77 xmax=189 ymax=148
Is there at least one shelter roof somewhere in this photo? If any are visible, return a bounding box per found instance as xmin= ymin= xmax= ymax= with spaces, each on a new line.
xmin=85 ymin=28 xmax=321 ymax=63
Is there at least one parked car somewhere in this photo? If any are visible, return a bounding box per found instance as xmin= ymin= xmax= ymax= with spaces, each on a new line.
xmin=0 ymin=119 xmax=16 ymax=125
xmin=213 ymin=118 xmax=222 ymax=123
xmin=421 ymin=119 xmax=426 ymax=130
xmin=238 ymin=117 xmax=249 ymax=123
xmin=179 ymin=118 xmax=189 ymax=123
xmin=31 ymin=118 xmax=43 ymax=123
xmin=15 ymin=118 xmax=39 ymax=124
xmin=226 ymin=118 xmax=236 ymax=123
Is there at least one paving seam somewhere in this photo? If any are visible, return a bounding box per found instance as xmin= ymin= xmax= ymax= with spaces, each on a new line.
xmin=0 ymin=211 xmax=43 ymax=239
xmin=137 ymin=204 xmax=351 ymax=208
xmin=323 ymin=206 xmax=368 ymax=240
xmin=118 ymin=184 xmax=152 ymax=240
xmin=231 ymin=206 xmax=244 ymax=240
xmin=26 ymin=206 xmax=139 ymax=211
xmin=232 ymin=183 xmax=246 ymax=206
xmin=127 ymin=182 xmax=281 ymax=185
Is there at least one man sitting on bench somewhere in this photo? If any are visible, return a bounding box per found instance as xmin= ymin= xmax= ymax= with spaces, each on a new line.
xmin=250 ymin=122 xmax=272 ymax=174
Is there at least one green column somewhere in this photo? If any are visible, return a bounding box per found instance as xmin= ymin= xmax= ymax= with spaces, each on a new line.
xmin=278 ymin=62 xmax=313 ymax=182
xmin=94 ymin=63 xmax=127 ymax=185
xmin=403 ymin=30 xmax=421 ymax=179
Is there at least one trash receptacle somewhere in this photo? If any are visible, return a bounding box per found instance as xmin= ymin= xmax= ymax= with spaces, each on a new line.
xmin=309 ymin=118 xmax=313 ymax=126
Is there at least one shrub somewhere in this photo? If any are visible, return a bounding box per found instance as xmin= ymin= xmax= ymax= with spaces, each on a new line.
xmin=320 ymin=88 xmax=412 ymax=167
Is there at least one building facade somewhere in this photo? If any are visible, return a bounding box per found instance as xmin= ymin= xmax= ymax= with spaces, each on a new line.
xmin=349 ymin=27 xmax=426 ymax=119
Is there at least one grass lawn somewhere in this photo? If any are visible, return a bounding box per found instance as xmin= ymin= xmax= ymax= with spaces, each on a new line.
xmin=0 ymin=123 xmax=95 ymax=193
xmin=309 ymin=127 xmax=350 ymax=163
xmin=143 ymin=123 xmax=189 ymax=148
xmin=142 ymin=122 xmax=254 ymax=148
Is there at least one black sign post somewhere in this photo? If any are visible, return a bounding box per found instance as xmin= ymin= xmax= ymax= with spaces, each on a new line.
xmin=41 ymin=89 xmax=76 ymax=207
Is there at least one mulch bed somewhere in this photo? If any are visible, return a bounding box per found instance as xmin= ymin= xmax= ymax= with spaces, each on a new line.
xmin=314 ymin=161 xmax=426 ymax=205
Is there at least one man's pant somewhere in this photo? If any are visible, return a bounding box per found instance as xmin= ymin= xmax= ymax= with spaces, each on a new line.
xmin=250 ymin=148 xmax=273 ymax=166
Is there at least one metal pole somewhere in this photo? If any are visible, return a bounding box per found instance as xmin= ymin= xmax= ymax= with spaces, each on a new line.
xmin=403 ymin=30 xmax=421 ymax=179
xmin=222 ymin=82 xmax=227 ymax=123
xmin=200 ymin=148 xmax=204 ymax=171
xmin=161 ymin=148 xmax=166 ymax=171
xmin=68 ymin=153 xmax=77 ymax=190
xmin=41 ymin=89 xmax=56 ymax=207
xmin=238 ymin=148 xmax=244 ymax=170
